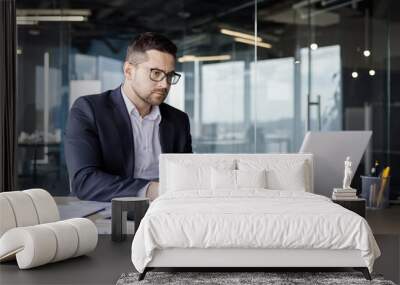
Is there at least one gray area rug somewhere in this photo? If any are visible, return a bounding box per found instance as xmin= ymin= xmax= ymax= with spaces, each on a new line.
xmin=116 ymin=271 xmax=396 ymax=285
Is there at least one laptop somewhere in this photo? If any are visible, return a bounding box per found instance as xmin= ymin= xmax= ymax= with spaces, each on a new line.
xmin=299 ymin=131 xmax=372 ymax=197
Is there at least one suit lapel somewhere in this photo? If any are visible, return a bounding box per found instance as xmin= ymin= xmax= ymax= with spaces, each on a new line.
xmin=110 ymin=87 xmax=134 ymax=174
xmin=159 ymin=104 xmax=173 ymax=153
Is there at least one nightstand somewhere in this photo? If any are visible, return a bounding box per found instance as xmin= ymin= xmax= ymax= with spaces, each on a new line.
xmin=332 ymin=198 xmax=366 ymax=218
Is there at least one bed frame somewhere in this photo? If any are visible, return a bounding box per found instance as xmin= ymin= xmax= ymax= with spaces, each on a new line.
xmin=138 ymin=248 xmax=371 ymax=280
xmin=138 ymin=154 xmax=372 ymax=281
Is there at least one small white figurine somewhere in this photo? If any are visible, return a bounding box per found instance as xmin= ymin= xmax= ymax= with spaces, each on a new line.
xmin=342 ymin=156 xmax=354 ymax=190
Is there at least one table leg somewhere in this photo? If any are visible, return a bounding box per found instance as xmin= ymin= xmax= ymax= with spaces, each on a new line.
xmin=112 ymin=202 xmax=127 ymax=242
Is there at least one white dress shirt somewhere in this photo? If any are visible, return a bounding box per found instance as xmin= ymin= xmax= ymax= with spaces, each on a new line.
xmin=121 ymin=87 xmax=162 ymax=197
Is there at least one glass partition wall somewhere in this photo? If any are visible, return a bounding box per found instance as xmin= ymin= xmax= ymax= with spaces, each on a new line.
xmin=15 ymin=0 xmax=399 ymax=200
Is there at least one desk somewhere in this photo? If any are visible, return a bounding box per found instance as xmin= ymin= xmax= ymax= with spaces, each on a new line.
xmin=0 ymin=196 xmax=135 ymax=284
xmin=1 ymin=201 xmax=398 ymax=285
xmin=366 ymin=205 xmax=400 ymax=284
xmin=367 ymin=205 xmax=400 ymax=235
xmin=0 ymin=235 xmax=133 ymax=285
xmin=54 ymin=196 xmax=136 ymax=235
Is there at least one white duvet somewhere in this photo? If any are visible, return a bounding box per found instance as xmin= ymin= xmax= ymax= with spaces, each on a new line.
xmin=131 ymin=190 xmax=380 ymax=273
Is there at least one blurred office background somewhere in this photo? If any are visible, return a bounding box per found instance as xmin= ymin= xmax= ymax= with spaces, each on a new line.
xmin=14 ymin=0 xmax=399 ymax=199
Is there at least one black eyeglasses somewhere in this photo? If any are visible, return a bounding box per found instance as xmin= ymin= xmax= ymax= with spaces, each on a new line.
xmin=149 ymin=68 xmax=181 ymax=85
xmin=130 ymin=62 xmax=181 ymax=85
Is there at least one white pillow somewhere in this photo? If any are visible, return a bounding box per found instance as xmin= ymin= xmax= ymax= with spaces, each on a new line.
xmin=211 ymin=169 xmax=267 ymax=190
xmin=211 ymin=168 xmax=236 ymax=190
xmin=166 ymin=160 xmax=235 ymax=191
xmin=238 ymin=158 xmax=309 ymax=192
xmin=236 ymin=169 xmax=267 ymax=189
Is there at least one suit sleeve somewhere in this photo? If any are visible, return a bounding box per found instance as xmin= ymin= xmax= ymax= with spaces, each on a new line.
xmin=64 ymin=97 xmax=149 ymax=202
xmin=184 ymin=113 xmax=193 ymax=153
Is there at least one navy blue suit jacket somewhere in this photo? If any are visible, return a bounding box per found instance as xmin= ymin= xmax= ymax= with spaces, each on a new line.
xmin=65 ymin=87 xmax=192 ymax=202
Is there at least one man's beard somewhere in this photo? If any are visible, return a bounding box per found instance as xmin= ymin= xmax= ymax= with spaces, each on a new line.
xmin=133 ymin=85 xmax=168 ymax=106
xmin=147 ymin=89 xmax=168 ymax=105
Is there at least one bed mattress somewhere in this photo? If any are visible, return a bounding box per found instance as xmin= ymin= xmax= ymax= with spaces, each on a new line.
xmin=131 ymin=190 xmax=380 ymax=273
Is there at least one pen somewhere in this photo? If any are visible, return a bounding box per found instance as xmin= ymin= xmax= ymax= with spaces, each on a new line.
xmin=377 ymin=167 xmax=390 ymax=207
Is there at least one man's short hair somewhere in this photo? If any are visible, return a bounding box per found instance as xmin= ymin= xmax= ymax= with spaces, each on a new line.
xmin=125 ymin=32 xmax=177 ymax=63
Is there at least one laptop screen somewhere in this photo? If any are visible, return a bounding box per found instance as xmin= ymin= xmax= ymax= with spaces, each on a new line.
xmin=299 ymin=131 xmax=372 ymax=197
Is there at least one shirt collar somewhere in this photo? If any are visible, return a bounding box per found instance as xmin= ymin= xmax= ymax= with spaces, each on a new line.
xmin=121 ymin=86 xmax=161 ymax=122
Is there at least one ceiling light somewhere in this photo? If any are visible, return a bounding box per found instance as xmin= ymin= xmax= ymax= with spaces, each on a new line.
xmin=234 ymin=37 xmax=272 ymax=49
xmin=16 ymin=9 xmax=91 ymax=24
xmin=363 ymin=50 xmax=371 ymax=57
xmin=220 ymin=28 xmax=262 ymax=42
xmin=16 ymin=9 xmax=91 ymax=16
xmin=292 ymin=0 xmax=321 ymax=10
xmin=369 ymin=69 xmax=375 ymax=76
xmin=310 ymin=43 xmax=318 ymax=50
xmin=351 ymin=72 xmax=358 ymax=78
xmin=178 ymin=55 xmax=231 ymax=63
xmin=17 ymin=16 xmax=87 ymax=22
xmin=16 ymin=19 xmax=38 ymax=25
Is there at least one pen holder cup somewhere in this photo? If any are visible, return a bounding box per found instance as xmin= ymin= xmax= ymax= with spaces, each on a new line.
xmin=361 ymin=176 xmax=390 ymax=209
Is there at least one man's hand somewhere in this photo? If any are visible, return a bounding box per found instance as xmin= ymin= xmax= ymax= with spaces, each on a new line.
xmin=146 ymin=181 xmax=159 ymax=201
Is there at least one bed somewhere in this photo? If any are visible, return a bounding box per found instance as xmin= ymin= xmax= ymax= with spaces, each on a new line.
xmin=131 ymin=154 xmax=380 ymax=280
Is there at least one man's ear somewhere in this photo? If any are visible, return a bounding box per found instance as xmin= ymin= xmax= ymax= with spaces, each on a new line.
xmin=123 ymin=61 xmax=134 ymax=80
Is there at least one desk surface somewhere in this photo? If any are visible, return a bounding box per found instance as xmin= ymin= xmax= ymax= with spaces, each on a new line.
xmin=54 ymin=196 xmax=111 ymax=222
xmin=1 ymin=199 xmax=398 ymax=285
xmin=367 ymin=205 xmax=400 ymax=235
xmin=0 ymin=235 xmax=134 ymax=285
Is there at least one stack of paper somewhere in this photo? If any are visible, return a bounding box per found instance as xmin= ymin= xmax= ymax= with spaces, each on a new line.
xmin=58 ymin=201 xmax=110 ymax=220
xmin=332 ymin=188 xmax=357 ymax=200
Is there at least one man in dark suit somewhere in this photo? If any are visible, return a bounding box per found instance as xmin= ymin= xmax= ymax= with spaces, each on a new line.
xmin=65 ymin=32 xmax=192 ymax=202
